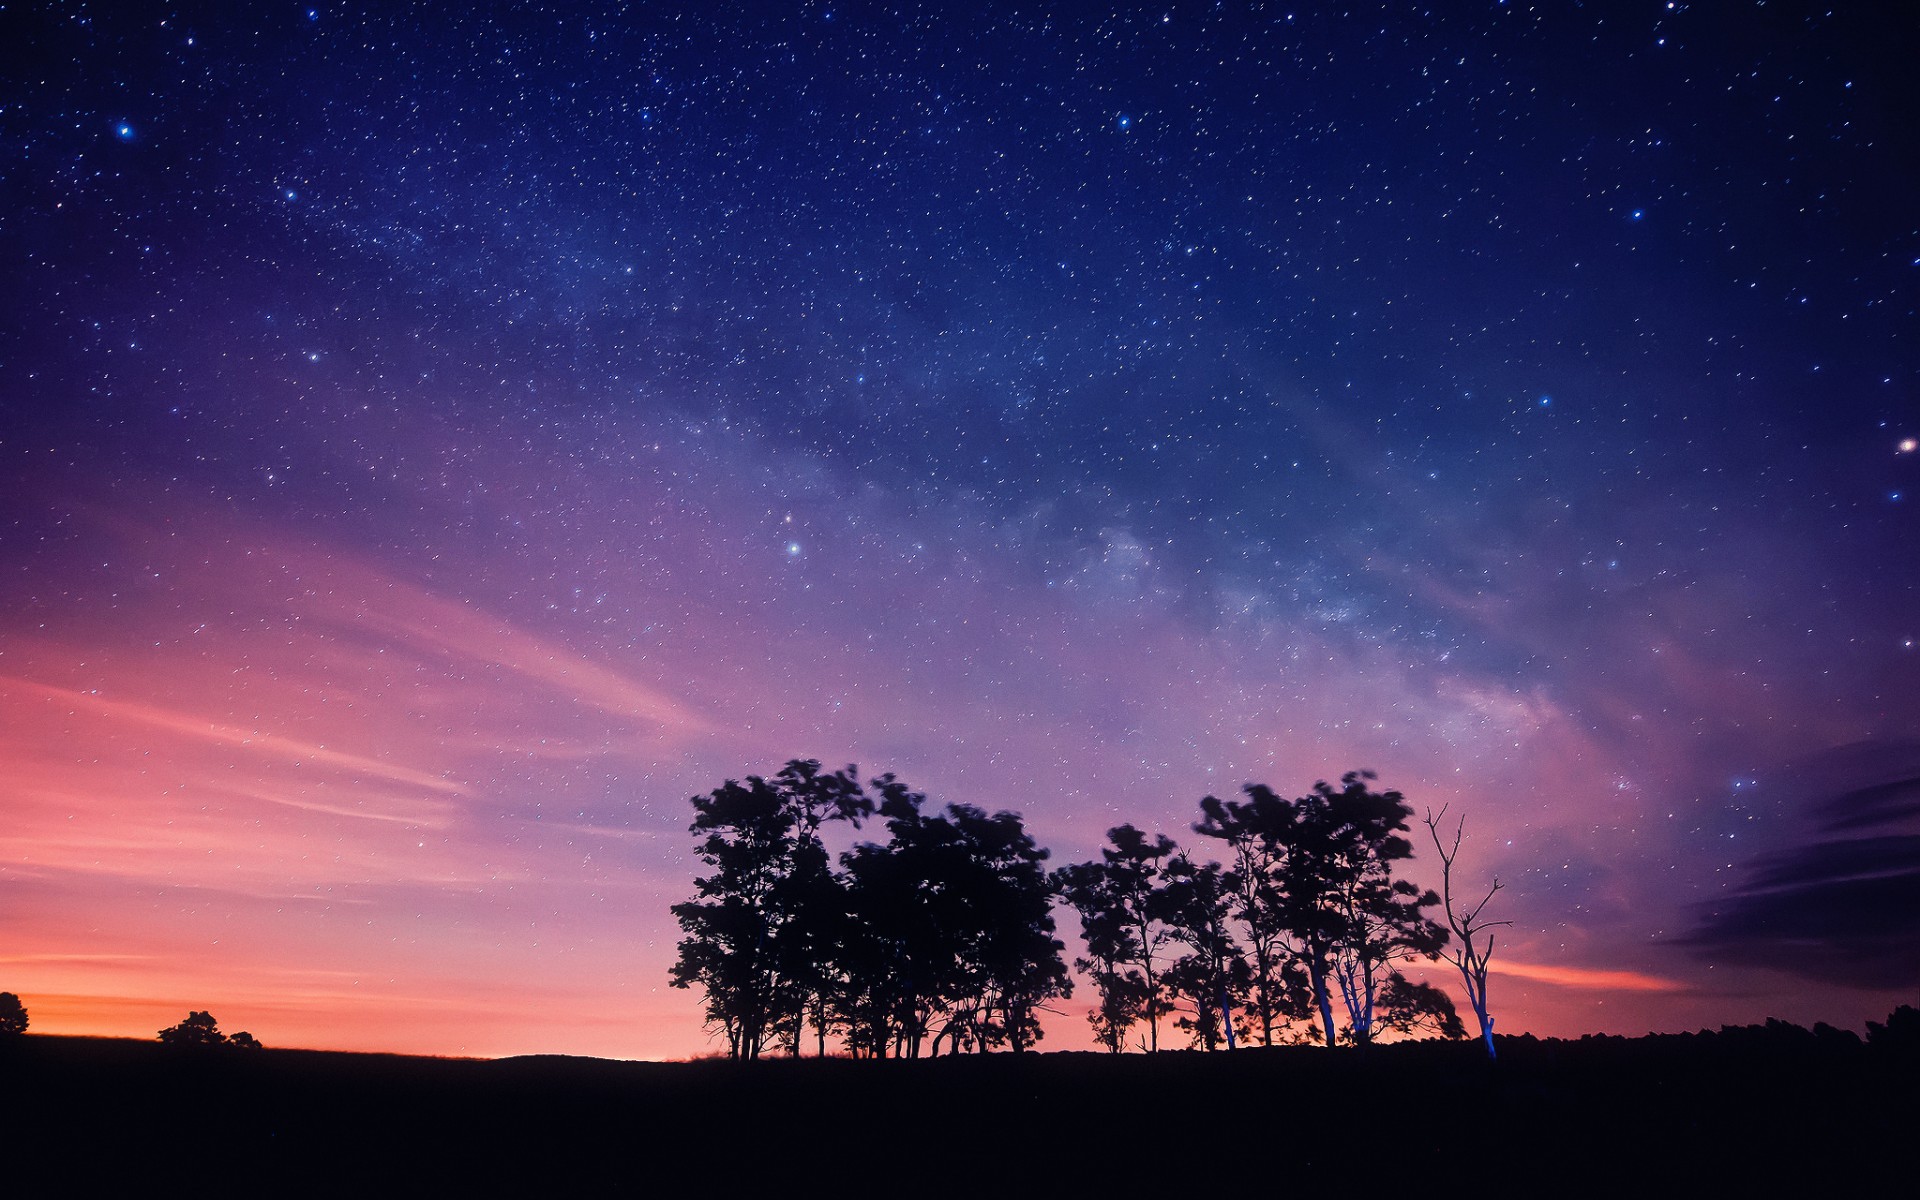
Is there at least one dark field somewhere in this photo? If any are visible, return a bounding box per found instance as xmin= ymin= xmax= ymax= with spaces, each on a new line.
xmin=4 ymin=1027 xmax=1911 ymax=1194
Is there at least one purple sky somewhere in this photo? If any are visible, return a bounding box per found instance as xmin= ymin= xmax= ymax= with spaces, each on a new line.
xmin=2 ymin=1 xmax=1915 ymax=1057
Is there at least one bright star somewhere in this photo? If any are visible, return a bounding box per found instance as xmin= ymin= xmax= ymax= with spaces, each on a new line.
xmin=115 ymin=123 xmax=135 ymax=141
xmin=786 ymin=542 xmax=802 ymax=556
xmin=1898 ymin=438 xmax=1917 ymax=454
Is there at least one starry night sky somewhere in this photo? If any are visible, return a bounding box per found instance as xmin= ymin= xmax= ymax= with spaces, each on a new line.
xmin=3 ymin=1 xmax=1916 ymax=1058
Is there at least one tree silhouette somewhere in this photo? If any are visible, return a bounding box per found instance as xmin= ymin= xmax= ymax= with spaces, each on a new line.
xmin=837 ymin=778 xmax=953 ymax=1057
xmin=836 ymin=780 xmax=1069 ymax=1056
xmin=228 ymin=1030 xmax=265 ymax=1050
xmin=1424 ymin=805 xmax=1509 ymax=1057
xmin=669 ymin=775 xmax=788 ymax=1059
xmin=672 ymin=760 xmax=1066 ymax=1059
xmin=1192 ymin=773 xmax=1451 ymax=1047
xmin=1195 ymin=788 xmax=1315 ymax=1045
xmin=1055 ymin=854 xmax=1151 ymax=1052
xmin=1375 ymin=975 xmax=1465 ymax=1041
xmin=940 ymin=803 xmax=1072 ymax=1052
xmin=1057 ymin=825 xmax=1179 ymax=1051
xmin=0 ymin=991 xmax=26 ymax=1036
xmin=670 ymin=764 xmax=870 ymax=1060
xmin=1308 ymin=773 xmax=1450 ymax=1045
xmin=1158 ymin=854 xmax=1247 ymax=1049
xmin=769 ymin=759 xmax=871 ymax=1055
xmin=158 ymin=1011 xmax=228 ymax=1048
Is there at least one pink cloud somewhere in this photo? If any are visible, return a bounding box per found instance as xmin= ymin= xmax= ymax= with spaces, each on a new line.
xmin=1492 ymin=959 xmax=1687 ymax=993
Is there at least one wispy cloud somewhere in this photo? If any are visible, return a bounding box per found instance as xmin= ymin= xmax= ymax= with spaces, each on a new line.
xmin=360 ymin=603 xmax=721 ymax=741
xmin=1492 ymin=960 xmax=1686 ymax=993
xmin=1 ymin=676 xmax=463 ymax=794
xmin=221 ymin=784 xmax=459 ymax=829
xmin=0 ymin=953 xmax=156 ymax=966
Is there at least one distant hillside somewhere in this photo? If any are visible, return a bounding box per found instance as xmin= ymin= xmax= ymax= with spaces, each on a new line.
xmin=3 ymin=1025 xmax=1912 ymax=1193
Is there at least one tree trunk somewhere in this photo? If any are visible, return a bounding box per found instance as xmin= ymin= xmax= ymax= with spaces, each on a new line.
xmin=1252 ymin=944 xmax=1275 ymax=1046
xmin=1309 ymin=959 xmax=1337 ymax=1047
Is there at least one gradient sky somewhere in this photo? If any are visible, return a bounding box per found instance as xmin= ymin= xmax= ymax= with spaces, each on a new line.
xmin=2 ymin=1 xmax=1916 ymax=1059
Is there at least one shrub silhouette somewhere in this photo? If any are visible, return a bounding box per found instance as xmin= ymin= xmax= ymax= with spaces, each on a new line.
xmin=0 ymin=991 xmax=26 ymax=1035
xmin=229 ymin=1030 xmax=265 ymax=1050
xmin=158 ymin=1010 xmax=228 ymax=1048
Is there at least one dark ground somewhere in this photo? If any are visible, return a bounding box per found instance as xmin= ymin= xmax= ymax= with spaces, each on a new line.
xmin=3 ymin=1026 xmax=1912 ymax=1195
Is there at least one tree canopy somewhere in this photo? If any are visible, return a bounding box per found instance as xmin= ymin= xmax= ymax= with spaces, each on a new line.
xmin=158 ymin=1011 xmax=228 ymax=1048
xmin=670 ymin=760 xmax=1069 ymax=1059
xmin=668 ymin=766 xmax=866 ymax=1059
xmin=0 ymin=992 xmax=26 ymax=1036
xmin=1055 ymin=825 xmax=1179 ymax=1051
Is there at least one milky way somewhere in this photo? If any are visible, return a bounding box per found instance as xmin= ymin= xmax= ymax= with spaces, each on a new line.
xmin=2 ymin=2 xmax=1915 ymax=1058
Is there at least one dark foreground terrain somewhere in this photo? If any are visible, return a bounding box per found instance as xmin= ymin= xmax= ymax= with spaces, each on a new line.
xmin=4 ymin=1026 xmax=1913 ymax=1195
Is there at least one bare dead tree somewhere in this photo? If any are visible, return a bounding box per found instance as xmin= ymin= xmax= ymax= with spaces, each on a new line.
xmin=1424 ymin=806 xmax=1510 ymax=1059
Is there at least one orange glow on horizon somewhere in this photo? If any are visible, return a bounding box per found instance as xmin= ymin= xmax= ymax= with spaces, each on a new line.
xmin=1492 ymin=959 xmax=1685 ymax=993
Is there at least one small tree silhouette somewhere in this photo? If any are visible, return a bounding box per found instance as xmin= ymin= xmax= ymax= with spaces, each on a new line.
xmin=158 ymin=1010 xmax=228 ymax=1048
xmin=0 ymin=992 xmax=27 ymax=1035
xmin=229 ymin=1030 xmax=264 ymax=1050
xmin=1424 ymin=805 xmax=1509 ymax=1058
xmin=1056 ymin=824 xmax=1180 ymax=1053
xmin=1375 ymin=974 xmax=1466 ymax=1040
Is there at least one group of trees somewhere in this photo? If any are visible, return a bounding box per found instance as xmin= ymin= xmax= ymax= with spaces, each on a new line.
xmin=0 ymin=996 xmax=265 ymax=1050
xmin=1059 ymin=772 xmax=1491 ymax=1052
xmin=158 ymin=1010 xmax=263 ymax=1050
xmin=669 ymin=760 xmax=1070 ymax=1059
xmin=673 ymin=761 xmax=1505 ymax=1059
